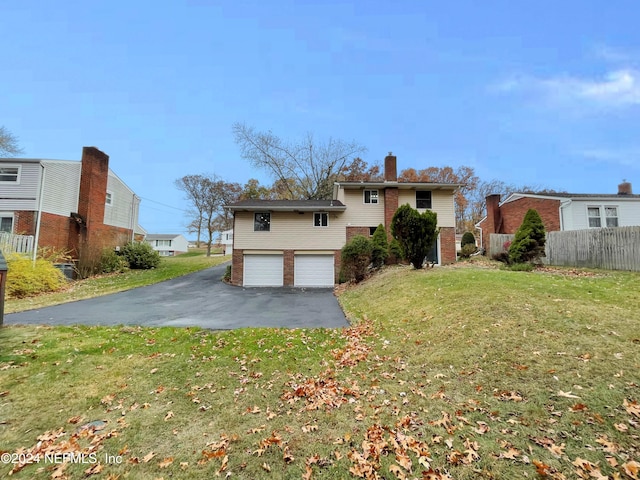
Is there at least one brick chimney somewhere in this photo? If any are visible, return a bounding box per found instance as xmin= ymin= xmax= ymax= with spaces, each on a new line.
xmin=618 ymin=181 xmax=632 ymax=195
xmin=78 ymin=147 xmax=109 ymax=226
xmin=384 ymin=152 xmax=397 ymax=182
xmin=483 ymin=194 xmax=502 ymax=251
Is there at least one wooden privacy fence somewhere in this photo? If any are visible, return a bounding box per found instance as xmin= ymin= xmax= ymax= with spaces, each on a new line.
xmin=545 ymin=226 xmax=640 ymax=272
xmin=489 ymin=234 xmax=515 ymax=257
xmin=0 ymin=232 xmax=35 ymax=255
xmin=489 ymin=226 xmax=640 ymax=272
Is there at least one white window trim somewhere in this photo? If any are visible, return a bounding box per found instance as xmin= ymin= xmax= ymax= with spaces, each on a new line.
xmin=364 ymin=189 xmax=379 ymax=204
xmin=105 ymin=190 xmax=113 ymax=206
xmin=0 ymin=164 xmax=22 ymax=184
xmin=313 ymin=212 xmax=329 ymax=227
xmin=586 ymin=204 xmax=619 ymax=228
xmin=0 ymin=212 xmax=15 ymax=233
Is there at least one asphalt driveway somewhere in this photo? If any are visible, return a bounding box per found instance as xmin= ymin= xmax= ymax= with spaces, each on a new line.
xmin=4 ymin=262 xmax=348 ymax=329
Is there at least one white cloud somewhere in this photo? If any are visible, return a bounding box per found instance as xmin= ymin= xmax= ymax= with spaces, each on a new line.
xmin=578 ymin=147 xmax=640 ymax=168
xmin=495 ymin=69 xmax=640 ymax=108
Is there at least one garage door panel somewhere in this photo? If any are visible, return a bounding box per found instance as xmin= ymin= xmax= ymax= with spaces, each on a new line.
xmin=294 ymin=255 xmax=334 ymax=287
xmin=244 ymin=255 xmax=283 ymax=286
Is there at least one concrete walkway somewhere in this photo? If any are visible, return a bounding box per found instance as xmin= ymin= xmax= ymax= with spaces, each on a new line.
xmin=4 ymin=262 xmax=349 ymax=329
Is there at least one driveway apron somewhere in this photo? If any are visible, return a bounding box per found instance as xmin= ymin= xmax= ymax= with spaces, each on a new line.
xmin=4 ymin=263 xmax=349 ymax=329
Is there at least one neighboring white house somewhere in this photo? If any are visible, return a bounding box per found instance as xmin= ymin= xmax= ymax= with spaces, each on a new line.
xmin=220 ymin=229 xmax=233 ymax=255
xmin=146 ymin=234 xmax=189 ymax=256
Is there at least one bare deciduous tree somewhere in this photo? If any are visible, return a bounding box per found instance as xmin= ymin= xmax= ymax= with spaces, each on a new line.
xmin=0 ymin=126 xmax=24 ymax=156
xmin=175 ymin=174 xmax=241 ymax=256
xmin=232 ymin=122 xmax=367 ymax=200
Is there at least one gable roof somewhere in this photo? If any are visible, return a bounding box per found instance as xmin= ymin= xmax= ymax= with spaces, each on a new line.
xmin=504 ymin=192 xmax=640 ymax=203
xmin=146 ymin=234 xmax=185 ymax=240
xmin=336 ymin=181 xmax=462 ymax=190
xmin=226 ymin=199 xmax=346 ymax=212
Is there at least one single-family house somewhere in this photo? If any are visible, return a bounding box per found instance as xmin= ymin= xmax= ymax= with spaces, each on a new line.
xmin=226 ymin=154 xmax=461 ymax=287
xmin=146 ymin=234 xmax=189 ymax=256
xmin=220 ymin=229 xmax=233 ymax=255
xmin=0 ymin=146 xmax=144 ymax=262
xmin=476 ymin=182 xmax=640 ymax=251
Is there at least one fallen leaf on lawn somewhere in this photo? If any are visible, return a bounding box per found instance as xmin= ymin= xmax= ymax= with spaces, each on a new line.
xmin=570 ymin=403 xmax=588 ymax=412
xmin=180 ymin=462 xmax=189 ymax=469
xmin=624 ymin=399 xmax=640 ymax=418
xmin=67 ymin=415 xmax=82 ymax=424
xmin=143 ymin=451 xmax=155 ymax=463
xmin=150 ymin=368 xmax=158 ymax=374
xmin=623 ymin=460 xmax=639 ymax=479
xmin=158 ymin=457 xmax=174 ymax=468
xmin=101 ymin=393 xmax=116 ymax=405
xmin=283 ymin=446 xmax=295 ymax=464
xmin=164 ymin=411 xmax=174 ymax=421
xmin=262 ymin=462 xmax=271 ymax=472
xmin=85 ymin=463 xmax=104 ymax=475
xmin=218 ymin=455 xmax=229 ymax=473
xmin=557 ymin=390 xmax=580 ymax=399
xmin=389 ymin=463 xmax=407 ymax=479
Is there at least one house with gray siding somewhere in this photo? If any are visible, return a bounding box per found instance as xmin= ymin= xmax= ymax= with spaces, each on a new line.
xmin=0 ymin=147 xmax=144 ymax=269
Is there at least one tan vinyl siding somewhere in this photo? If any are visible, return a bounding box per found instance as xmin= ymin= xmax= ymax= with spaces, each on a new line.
xmin=0 ymin=161 xmax=41 ymax=210
xmin=398 ymin=190 xmax=455 ymax=227
xmin=41 ymin=161 xmax=81 ymax=216
xmin=234 ymin=211 xmax=347 ymax=250
xmin=339 ymin=189 xmax=385 ymax=227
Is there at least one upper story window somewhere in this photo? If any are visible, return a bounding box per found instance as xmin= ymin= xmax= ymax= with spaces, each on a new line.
xmin=156 ymin=239 xmax=172 ymax=247
xmin=0 ymin=165 xmax=20 ymax=183
xmin=364 ymin=189 xmax=378 ymax=204
xmin=105 ymin=191 xmax=113 ymax=206
xmin=416 ymin=191 xmax=432 ymax=209
xmin=587 ymin=205 xmax=619 ymax=228
xmin=314 ymin=212 xmax=329 ymax=227
xmin=254 ymin=212 xmax=271 ymax=231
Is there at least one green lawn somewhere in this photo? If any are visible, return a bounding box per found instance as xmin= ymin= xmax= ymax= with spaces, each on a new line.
xmin=0 ymin=262 xmax=638 ymax=479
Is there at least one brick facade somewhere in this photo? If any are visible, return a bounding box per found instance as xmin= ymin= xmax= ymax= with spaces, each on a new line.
xmin=346 ymin=226 xmax=370 ymax=242
xmin=9 ymin=147 xmax=135 ymax=265
xmin=231 ymin=248 xmax=244 ymax=286
xmin=479 ymin=195 xmax=561 ymax=251
xmin=439 ymin=227 xmax=456 ymax=264
xmin=283 ymin=250 xmax=294 ymax=286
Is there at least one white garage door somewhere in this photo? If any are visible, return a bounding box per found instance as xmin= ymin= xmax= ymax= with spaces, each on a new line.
xmin=294 ymin=255 xmax=335 ymax=287
xmin=244 ymin=254 xmax=283 ymax=286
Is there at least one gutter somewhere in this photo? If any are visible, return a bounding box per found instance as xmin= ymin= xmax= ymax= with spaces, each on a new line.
xmin=559 ymin=199 xmax=571 ymax=231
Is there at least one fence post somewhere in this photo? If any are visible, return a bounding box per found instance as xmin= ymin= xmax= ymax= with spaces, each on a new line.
xmin=0 ymin=251 xmax=7 ymax=326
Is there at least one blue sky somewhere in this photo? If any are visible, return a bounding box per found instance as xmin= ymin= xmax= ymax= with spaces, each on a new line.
xmin=3 ymin=1 xmax=640 ymax=237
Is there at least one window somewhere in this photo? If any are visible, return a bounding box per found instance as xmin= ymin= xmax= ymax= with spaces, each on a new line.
xmin=588 ymin=205 xmax=619 ymax=228
xmin=369 ymin=227 xmax=377 ymax=236
xmin=0 ymin=166 xmax=20 ymax=183
xmin=587 ymin=207 xmax=601 ymax=227
xmin=254 ymin=212 xmax=271 ymax=231
xmin=605 ymin=207 xmax=619 ymax=227
xmin=0 ymin=215 xmax=13 ymax=233
xmin=364 ymin=189 xmax=378 ymax=204
xmin=416 ymin=191 xmax=432 ymax=209
xmin=105 ymin=191 xmax=113 ymax=206
xmin=314 ymin=212 xmax=328 ymax=227
xmin=156 ymin=239 xmax=172 ymax=247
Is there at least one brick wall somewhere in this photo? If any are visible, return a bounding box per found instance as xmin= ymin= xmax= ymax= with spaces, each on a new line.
xmin=283 ymin=250 xmax=294 ymax=286
xmin=439 ymin=227 xmax=456 ymax=264
xmin=480 ymin=196 xmax=561 ymax=251
xmin=333 ymin=250 xmax=341 ymax=283
xmin=346 ymin=226 xmax=370 ymax=242
xmin=383 ymin=188 xmax=399 ymax=241
xmin=14 ymin=211 xmax=36 ymax=236
xmin=231 ymin=249 xmax=244 ymax=286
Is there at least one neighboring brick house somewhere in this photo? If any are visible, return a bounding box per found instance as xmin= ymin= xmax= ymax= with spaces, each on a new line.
xmin=0 ymin=146 xmax=144 ymax=265
xmin=226 ymin=154 xmax=461 ymax=287
xmin=146 ymin=234 xmax=189 ymax=256
xmin=476 ymin=182 xmax=640 ymax=251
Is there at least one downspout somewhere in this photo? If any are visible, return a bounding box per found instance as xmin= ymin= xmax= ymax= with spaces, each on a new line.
xmin=559 ymin=199 xmax=571 ymax=231
xmin=130 ymin=194 xmax=139 ymax=242
xmin=32 ymin=163 xmax=46 ymax=264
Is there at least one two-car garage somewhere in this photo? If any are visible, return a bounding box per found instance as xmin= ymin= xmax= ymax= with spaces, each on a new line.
xmin=243 ymin=253 xmax=335 ymax=287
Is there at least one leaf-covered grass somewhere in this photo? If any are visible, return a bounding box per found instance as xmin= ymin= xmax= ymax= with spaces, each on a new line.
xmin=0 ymin=263 xmax=638 ymax=479
xmin=5 ymin=253 xmax=230 ymax=314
